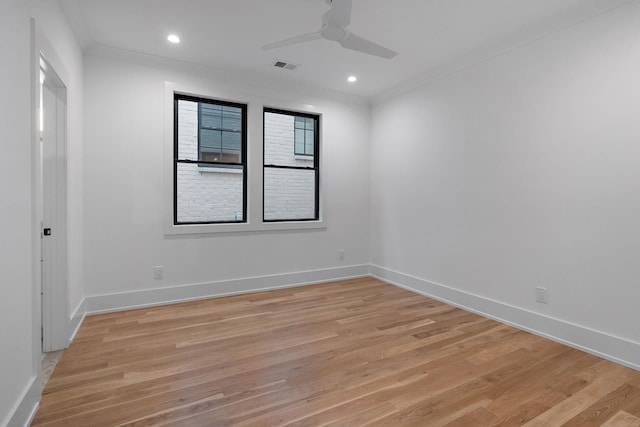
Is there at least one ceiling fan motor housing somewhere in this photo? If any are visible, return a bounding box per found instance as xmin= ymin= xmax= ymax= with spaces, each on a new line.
xmin=322 ymin=25 xmax=348 ymax=41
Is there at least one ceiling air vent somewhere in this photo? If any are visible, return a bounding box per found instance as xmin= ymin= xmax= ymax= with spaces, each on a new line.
xmin=273 ymin=60 xmax=298 ymax=71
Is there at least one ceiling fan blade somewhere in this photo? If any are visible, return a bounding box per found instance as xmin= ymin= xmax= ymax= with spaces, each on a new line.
xmin=262 ymin=32 xmax=322 ymax=50
xmin=326 ymin=0 xmax=352 ymax=27
xmin=339 ymin=32 xmax=398 ymax=59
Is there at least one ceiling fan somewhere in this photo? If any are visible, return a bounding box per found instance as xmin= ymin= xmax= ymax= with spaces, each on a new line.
xmin=262 ymin=0 xmax=398 ymax=59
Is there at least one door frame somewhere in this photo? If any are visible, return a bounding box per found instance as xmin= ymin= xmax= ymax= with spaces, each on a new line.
xmin=31 ymin=23 xmax=70 ymax=356
xmin=40 ymin=55 xmax=68 ymax=352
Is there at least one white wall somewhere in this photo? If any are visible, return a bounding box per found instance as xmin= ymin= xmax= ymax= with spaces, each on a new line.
xmin=371 ymin=1 xmax=640 ymax=366
xmin=0 ymin=1 xmax=84 ymax=424
xmin=82 ymin=51 xmax=370 ymax=307
xmin=0 ymin=2 xmax=36 ymax=425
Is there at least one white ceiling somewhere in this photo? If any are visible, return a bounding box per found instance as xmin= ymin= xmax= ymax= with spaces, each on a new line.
xmin=59 ymin=0 xmax=632 ymax=100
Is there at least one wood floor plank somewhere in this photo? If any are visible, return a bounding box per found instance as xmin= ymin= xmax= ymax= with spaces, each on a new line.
xmin=32 ymin=278 xmax=640 ymax=426
xmin=523 ymin=362 xmax=637 ymax=427
xmin=563 ymin=384 xmax=640 ymax=427
xmin=601 ymin=411 xmax=640 ymax=427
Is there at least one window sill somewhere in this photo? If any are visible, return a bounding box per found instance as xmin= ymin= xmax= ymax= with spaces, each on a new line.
xmin=198 ymin=166 xmax=243 ymax=174
xmin=164 ymin=219 xmax=326 ymax=236
xmin=294 ymin=155 xmax=314 ymax=161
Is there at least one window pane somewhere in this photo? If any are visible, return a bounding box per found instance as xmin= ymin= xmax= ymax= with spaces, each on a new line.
xmin=265 ymin=112 xmax=316 ymax=164
xmin=305 ymin=130 xmax=314 ymax=154
xmin=219 ymin=152 xmax=240 ymax=163
xmin=294 ymin=129 xmax=304 ymax=153
xmin=264 ymin=168 xmax=316 ymax=220
xmin=200 ymin=129 xmax=222 ymax=154
xmin=200 ymin=104 xmax=222 ymax=129
xmin=265 ymin=112 xmax=296 ymax=166
xmin=221 ymin=130 xmax=241 ymax=162
xmin=176 ymin=162 xmax=244 ymax=223
xmin=199 ymin=103 xmax=242 ymax=164
xmin=177 ymin=100 xmax=199 ymax=161
xmin=222 ymin=106 xmax=242 ymax=131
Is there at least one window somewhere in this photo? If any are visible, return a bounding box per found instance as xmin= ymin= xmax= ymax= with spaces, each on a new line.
xmin=263 ymin=108 xmax=320 ymax=222
xmin=174 ymin=94 xmax=247 ymax=224
xmin=165 ymin=82 xmax=325 ymax=234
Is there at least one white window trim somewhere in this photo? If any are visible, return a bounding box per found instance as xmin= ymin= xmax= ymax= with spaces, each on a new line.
xmin=164 ymin=81 xmax=325 ymax=235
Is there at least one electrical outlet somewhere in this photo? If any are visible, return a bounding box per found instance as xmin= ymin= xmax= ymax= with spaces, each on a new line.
xmin=536 ymin=286 xmax=548 ymax=304
xmin=339 ymin=250 xmax=345 ymax=261
xmin=153 ymin=266 xmax=164 ymax=280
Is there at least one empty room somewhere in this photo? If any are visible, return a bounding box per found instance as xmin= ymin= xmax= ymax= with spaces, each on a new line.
xmin=2 ymin=0 xmax=640 ymax=426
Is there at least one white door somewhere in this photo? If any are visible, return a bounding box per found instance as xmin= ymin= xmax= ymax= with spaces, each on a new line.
xmin=40 ymin=57 xmax=69 ymax=352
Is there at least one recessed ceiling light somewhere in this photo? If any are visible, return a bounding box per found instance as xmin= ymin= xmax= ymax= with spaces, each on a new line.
xmin=347 ymin=75 xmax=357 ymax=83
xmin=167 ymin=34 xmax=181 ymax=44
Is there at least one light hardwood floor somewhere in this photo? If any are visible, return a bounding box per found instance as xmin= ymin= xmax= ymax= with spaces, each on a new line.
xmin=33 ymin=278 xmax=640 ymax=426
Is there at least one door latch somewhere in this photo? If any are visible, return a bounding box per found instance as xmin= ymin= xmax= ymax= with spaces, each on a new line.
xmin=43 ymin=228 xmax=52 ymax=236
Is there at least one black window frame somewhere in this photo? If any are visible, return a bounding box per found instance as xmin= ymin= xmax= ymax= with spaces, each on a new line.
xmin=263 ymin=107 xmax=320 ymax=222
xmin=174 ymin=93 xmax=248 ymax=225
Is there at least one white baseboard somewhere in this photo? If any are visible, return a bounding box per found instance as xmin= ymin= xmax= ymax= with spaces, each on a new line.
xmin=371 ymin=264 xmax=640 ymax=371
xmin=85 ymin=264 xmax=370 ymax=315
xmin=68 ymin=298 xmax=86 ymax=345
xmin=6 ymin=375 xmax=41 ymax=427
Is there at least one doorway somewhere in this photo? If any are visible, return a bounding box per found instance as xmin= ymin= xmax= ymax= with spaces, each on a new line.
xmin=39 ymin=55 xmax=69 ymax=352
